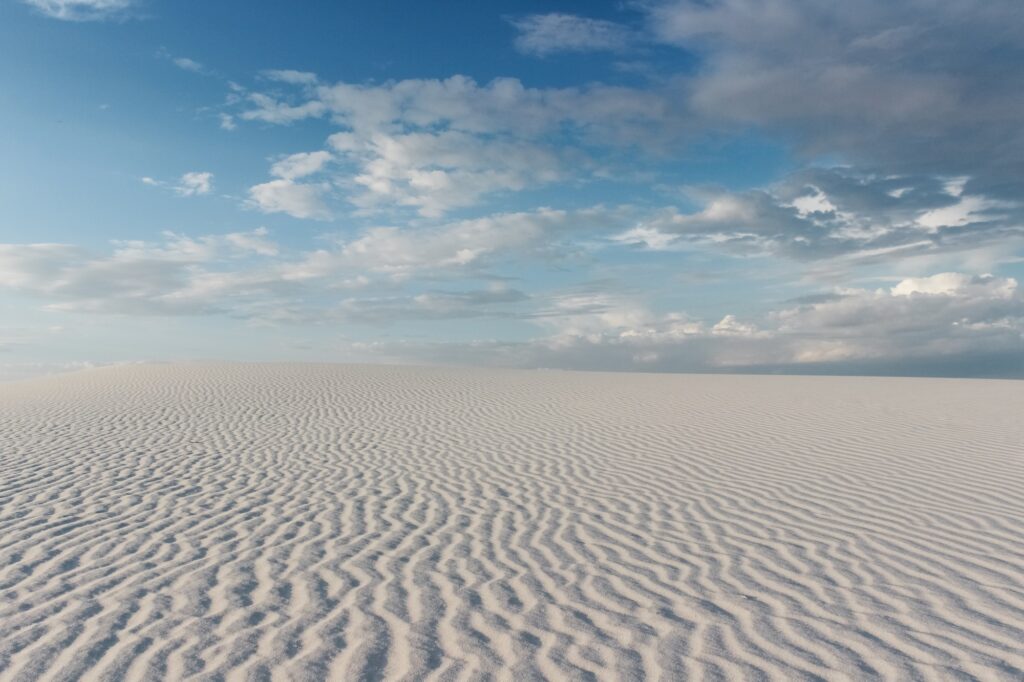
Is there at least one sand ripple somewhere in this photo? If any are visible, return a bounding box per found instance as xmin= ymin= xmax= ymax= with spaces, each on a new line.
xmin=1 ymin=364 xmax=1022 ymax=680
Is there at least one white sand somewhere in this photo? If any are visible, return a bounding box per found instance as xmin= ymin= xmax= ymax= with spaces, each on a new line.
xmin=0 ymin=363 xmax=1022 ymax=681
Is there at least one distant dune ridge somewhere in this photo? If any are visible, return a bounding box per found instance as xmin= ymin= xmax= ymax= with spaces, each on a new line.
xmin=0 ymin=364 xmax=1022 ymax=680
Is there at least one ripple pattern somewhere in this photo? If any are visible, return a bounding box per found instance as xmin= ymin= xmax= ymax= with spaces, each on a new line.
xmin=1 ymin=363 xmax=1022 ymax=681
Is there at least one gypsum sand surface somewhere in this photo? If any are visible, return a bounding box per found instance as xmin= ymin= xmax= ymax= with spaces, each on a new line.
xmin=0 ymin=363 xmax=1022 ymax=681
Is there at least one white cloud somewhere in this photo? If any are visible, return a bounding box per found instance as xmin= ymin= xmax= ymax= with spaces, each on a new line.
xmin=223 ymin=227 xmax=279 ymax=257
xmin=348 ymin=272 xmax=1024 ymax=376
xmin=790 ymin=189 xmax=839 ymax=217
xmin=240 ymin=93 xmax=327 ymax=125
xmin=327 ymin=130 xmax=561 ymax=216
xmin=325 ymin=206 xmax=621 ymax=274
xmin=771 ymin=274 xmax=1024 ymax=364
xmin=236 ymin=75 xmax=675 ymax=216
xmin=0 ymin=218 xmax=567 ymax=319
xmin=261 ymin=69 xmax=318 ymax=85
xmin=172 ymin=57 xmax=205 ymax=73
xmin=21 ymin=0 xmax=134 ymax=21
xmin=3 ymin=218 xmax=1020 ymax=376
xmin=107 ymin=229 xmax=278 ymax=263
xmin=235 ymin=205 xmax=621 ymax=285
xmin=511 ymin=13 xmax=634 ymax=57
xmin=890 ymin=272 xmax=1016 ymax=298
xmin=0 ymin=229 xmax=282 ymax=315
xmin=248 ymin=179 xmax=331 ymax=220
xmin=916 ymin=195 xmax=1009 ymax=232
xmin=142 ymin=172 xmax=214 ymax=197
xmin=711 ymin=314 xmax=762 ymax=337
xmin=612 ymin=225 xmax=680 ymax=251
xmin=0 ymin=244 xmax=84 ymax=288
xmin=270 ymin=151 xmax=333 ymax=181
xmin=175 ymin=171 xmax=213 ymax=196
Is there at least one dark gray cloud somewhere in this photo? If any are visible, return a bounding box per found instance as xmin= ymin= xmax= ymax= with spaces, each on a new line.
xmin=649 ymin=0 xmax=1024 ymax=196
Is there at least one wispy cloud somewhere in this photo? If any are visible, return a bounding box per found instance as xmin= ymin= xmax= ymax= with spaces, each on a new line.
xmin=21 ymin=0 xmax=135 ymax=21
xmin=156 ymin=48 xmax=214 ymax=76
xmin=142 ymin=171 xmax=214 ymax=197
xmin=510 ymin=13 xmax=635 ymax=57
xmin=261 ymin=69 xmax=318 ymax=85
xmin=172 ymin=57 xmax=206 ymax=74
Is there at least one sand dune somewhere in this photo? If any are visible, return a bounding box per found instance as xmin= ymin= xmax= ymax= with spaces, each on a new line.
xmin=0 ymin=363 xmax=1022 ymax=681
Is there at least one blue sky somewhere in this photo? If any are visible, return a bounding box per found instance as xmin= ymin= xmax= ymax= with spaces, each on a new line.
xmin=2 ymin=0 xmax=1023 ymax=379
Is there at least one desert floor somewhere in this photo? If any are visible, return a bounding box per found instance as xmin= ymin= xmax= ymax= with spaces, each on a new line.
xmin=1 ymin=363 xmax=1022 ymax=680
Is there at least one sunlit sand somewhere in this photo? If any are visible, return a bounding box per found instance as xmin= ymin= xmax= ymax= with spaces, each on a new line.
xmin=1 ymin=363 xmax=1022 ymax=680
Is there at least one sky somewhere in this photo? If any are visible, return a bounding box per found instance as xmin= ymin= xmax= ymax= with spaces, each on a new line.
xmin=1 ymin=0 xmax=1023 ymax=379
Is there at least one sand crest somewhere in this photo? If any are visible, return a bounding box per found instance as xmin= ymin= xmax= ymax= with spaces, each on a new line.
xmin=1 ymin=363 xmax=1022 ymax=680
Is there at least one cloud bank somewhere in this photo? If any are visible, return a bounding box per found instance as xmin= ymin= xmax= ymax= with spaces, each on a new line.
xmin=8 ymin=0 xmax=1024 ymax=378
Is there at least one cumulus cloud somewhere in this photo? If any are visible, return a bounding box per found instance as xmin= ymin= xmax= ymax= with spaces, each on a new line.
xmin=223 ymin=2 xmax=1024 ymax=258
xmin=246 ymin=153 xmax=333 ymax=219
xmin=247 ymin=180 xmax=331 ymax=220
xmin=235 ymin=75 xmax=676 ymax=216
xmin=510 ymin=13 xmax=634 ymax=56
xmin=12 ymin=1 xmax=1024 ymax=379
xmin=228 ymin=2 xmax=1024 ymax=203
xmin=175 ymin=171 xmax=213 ymax=196
xmin=0 ymin=229 xmax=281 ymax=315
xmin=327 ymin=129 xmax=562 ymax=216
xmin=348 ymin=273 xmax=1024 ymax=377
xmin=21 ymin=0 xmax=134 ymax=21
xmin=770 ymin=274 xmax=1024 ymax=369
